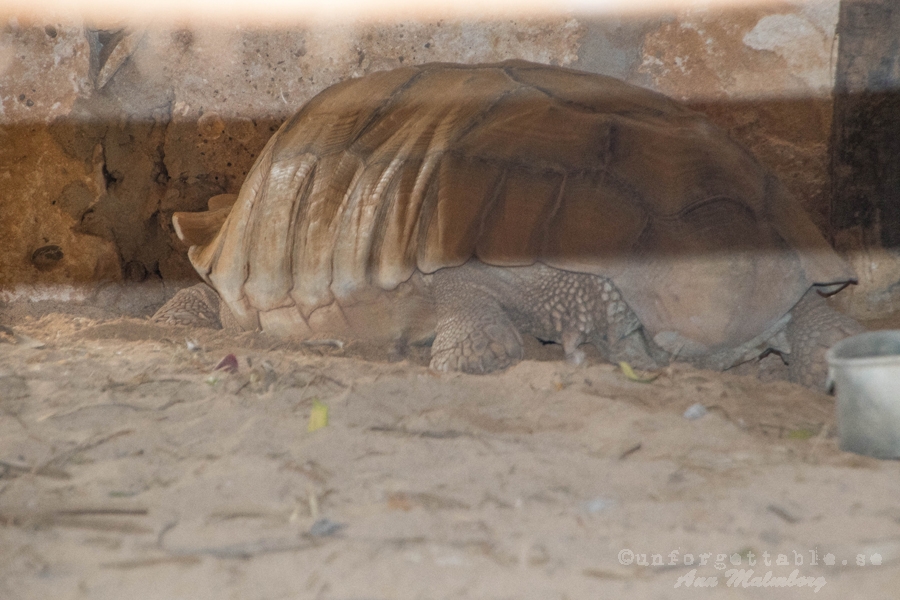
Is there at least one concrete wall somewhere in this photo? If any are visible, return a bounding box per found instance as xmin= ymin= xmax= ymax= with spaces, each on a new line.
xmin=0 ymin=3 xmax=842 ymax=302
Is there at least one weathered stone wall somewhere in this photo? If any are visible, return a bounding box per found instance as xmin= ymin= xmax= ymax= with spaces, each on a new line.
xmin=0 ymin=3 xmax=843 ymax=304
xmin=823 ymin=0 xmax=900 ymax=319
xmin=638 ymin=2 xmax=839 ymax=230
xmin=1 ymin=19 xmax=585 ymax=293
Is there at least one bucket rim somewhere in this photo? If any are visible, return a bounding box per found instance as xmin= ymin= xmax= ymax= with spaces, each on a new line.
xmin=826 ymin=330 xmax=900 ymax=367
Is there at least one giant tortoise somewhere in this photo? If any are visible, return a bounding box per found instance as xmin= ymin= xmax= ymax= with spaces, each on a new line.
xmin=153 ymin=60 xmax=862 ymax=389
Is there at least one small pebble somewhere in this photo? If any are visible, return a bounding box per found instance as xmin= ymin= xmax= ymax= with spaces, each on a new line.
xmin=583 ymin=497 xmax=614 ymax=514
xmin=302 ymin=339 xmax=345 ymax=349
xmin=308 ymin=518 xmax=345 ymax=537
xmin=683 ymin=403 xmax=708 ymax=420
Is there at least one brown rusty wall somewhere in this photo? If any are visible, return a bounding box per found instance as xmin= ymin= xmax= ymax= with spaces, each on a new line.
xmin=0 ymin=6 xmax=843 ymax=301
xmin=0 ymin=20 xmax=585 ymax=294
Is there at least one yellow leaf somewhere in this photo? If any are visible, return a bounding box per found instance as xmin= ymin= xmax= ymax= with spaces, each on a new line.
xmin=618 ymin=361 xmax=659 ymax=383
xmin=308 ymin=399 xmax=329 ymax=432
xmin=787 ymin=428 xmax=815 ymax=440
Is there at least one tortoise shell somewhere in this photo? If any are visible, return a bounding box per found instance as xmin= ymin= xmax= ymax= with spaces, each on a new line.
xmin=186 ymin=60 xmax=854 ymax=355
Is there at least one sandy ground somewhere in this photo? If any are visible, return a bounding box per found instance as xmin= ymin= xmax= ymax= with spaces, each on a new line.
xmin=2 ymin=296 xmax=900 ymax=599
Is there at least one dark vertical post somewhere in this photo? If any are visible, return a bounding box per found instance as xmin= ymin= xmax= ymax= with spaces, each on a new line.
xmin=830 ymin=0 xmax=900 ymax=247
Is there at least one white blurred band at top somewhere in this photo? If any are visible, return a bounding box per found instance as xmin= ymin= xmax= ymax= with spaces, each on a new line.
xmin=1 ymin=0 xmax=817 ymax=27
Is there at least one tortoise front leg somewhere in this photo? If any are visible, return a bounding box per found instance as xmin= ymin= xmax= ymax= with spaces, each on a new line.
xmin=786 ymin=288 xmax=864 ymax=391
xmin=429 ymin=266 xmax=525 ymax=374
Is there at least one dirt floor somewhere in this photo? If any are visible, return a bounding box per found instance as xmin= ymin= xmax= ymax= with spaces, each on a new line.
xmin=2 ymin=290 xmax=900 ymax=599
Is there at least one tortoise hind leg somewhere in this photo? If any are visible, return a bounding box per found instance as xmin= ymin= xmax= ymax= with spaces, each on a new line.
xmin=429 ymin=267 xmax=524 ymax=374
xmin=152 ymin=283 xmax=223 ymax=329
xmin=786 ymin=288 xmax=864 ymax=390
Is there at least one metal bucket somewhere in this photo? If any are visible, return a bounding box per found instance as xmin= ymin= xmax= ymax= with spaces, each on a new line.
xmin=827 ymin=331 xmax=900 ymax=459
